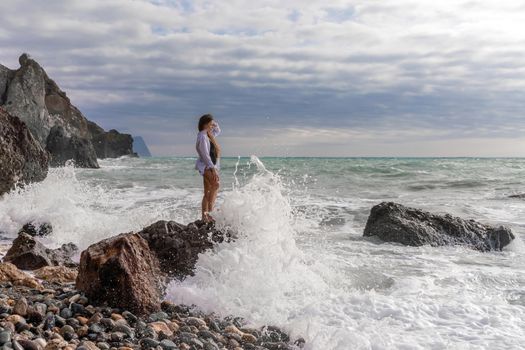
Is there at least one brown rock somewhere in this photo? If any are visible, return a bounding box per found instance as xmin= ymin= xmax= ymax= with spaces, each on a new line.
xmin=75 ymin=232 xmax=163 ymax=316
xmin=225 ymin=325 xmax=244 ymax=336
xmin=3 ymin=232 xmax=78 ymax=270
xmin=48 ymin=305 xmax=60 ymax=314
xmin=34 ymin=266 xmax=78 ymax=283
xmin=13 ymin=296 xmax=28 ymax=316
xmin=77 ymin=341 xmax=99 ymax=350
xmin=167 ymin=321 xmax=179 ymax=333
xmin=0 ymin=262 xmax=42 ymax=289
xmin=6 ymin=314 xmax=25 ymax=324
xmin=77 ymin=316 xmax=89 ymax=325
xmin=110 ymin=313 xmax=124 ymax=321
xmin=44 ymin=339 xmax=69 ymax=350
xmin=76 ymin=325 xmax=89 ymax=337
xmin=17 ymin=339 xmax=43 ymax=350
xmin=88 ymin=313 xmax=102 ymax=325
xmin=0 ymin=107 xmax=48 ymax=196
xmin=241 ymin=333 xmax=257 ymax=343
xmin=149 ymin=321 xmax=173 ymax=337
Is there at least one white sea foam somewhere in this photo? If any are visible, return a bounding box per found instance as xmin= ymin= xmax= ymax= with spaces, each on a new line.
xmin=0 ymin=163 xmax=198 ymax=249
xmin=167 ymin=156 xmax=525 ymax=350
xmin=0 ymin=157 xmax=524 ymax=349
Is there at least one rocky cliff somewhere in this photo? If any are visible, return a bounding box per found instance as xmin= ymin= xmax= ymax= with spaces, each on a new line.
xmin=0 ymin=107 xmax=48 ymax=196
xmin=0 ymin=54 xmax=140 ymax=168
xmin=89 ymin=121 xmax=137 ymax=159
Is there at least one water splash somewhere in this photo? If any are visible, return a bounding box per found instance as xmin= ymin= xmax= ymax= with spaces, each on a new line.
xmin=166 ymin=156 xmax=351 ymax=348
xmin=0 ymin=164 xmax=186 ymax=249
xmin=166 ymin=156 xmax=525 ymax=350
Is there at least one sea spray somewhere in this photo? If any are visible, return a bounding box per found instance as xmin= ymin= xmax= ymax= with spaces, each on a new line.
xmin=165 ymin=157 xmax=525 ymax=350
xmin=0 ymin=163 xmax=174 ymax=249
xmin=166 ymin=156 xmax=359 ymax=348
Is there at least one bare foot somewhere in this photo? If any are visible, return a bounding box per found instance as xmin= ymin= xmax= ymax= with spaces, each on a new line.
xmin=203 ymin=212 xmax=215 ymax=223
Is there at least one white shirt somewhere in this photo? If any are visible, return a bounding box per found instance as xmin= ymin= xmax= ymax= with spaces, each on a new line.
xmin=195 ymin=124 xmax=221 ymax=175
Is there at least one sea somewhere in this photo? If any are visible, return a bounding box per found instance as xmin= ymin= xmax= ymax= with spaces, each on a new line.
xmin=0 ymin=156 xmax=524 ymax=350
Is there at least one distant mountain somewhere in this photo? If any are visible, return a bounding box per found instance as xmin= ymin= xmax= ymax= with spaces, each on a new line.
xmin=133 ymin=136 xmax=152 ymax=157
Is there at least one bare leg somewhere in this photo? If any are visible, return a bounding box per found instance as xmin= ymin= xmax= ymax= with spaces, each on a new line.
xmin=202 ymin=171 xmax=212 ymax=221
xmin=204 ymin=169 xmax=219 ymax=221
xmin=208 ymin=182 xmax=219 ymax=213
xmin=201 ymin=195 xmax=209 ymax=221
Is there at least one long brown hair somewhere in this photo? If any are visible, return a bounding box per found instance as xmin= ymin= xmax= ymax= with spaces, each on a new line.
xmin=198 ymin=114 xmax=214 ymax=131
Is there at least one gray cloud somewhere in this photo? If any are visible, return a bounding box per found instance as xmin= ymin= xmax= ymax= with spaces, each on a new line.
xmin=1 ymin=0 xmax=525 ymax=156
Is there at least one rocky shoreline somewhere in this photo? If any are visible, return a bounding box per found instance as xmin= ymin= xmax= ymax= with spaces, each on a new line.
xmin=0 ymin=220 xmax=303 ymax=350
xmin=0 ymin=274 xmax=301 ymax=350
xmin=0 ymin=199 xmax=516 ymax=350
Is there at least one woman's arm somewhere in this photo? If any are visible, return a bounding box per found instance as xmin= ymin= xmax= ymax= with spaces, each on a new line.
xmin=211 ymin=122 xmax=221 ymax=137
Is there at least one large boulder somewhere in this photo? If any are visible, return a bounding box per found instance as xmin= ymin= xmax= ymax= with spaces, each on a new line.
xmin=0 ymin=107 xmax=48 ymax=196
xmin=88 ymin=121 xmax=136 ymax=159
xmin=46 ymin=125 xmax=99 ymax=168
xmin=76 ymin=232 xmax=163 ymax=315
xmin=3 ymin=232 xmax=78 ymax=270
xmin=138 ymin=220 xmax=232 ymax=278
xmin=363 ymin=202 xmax=515 ymax=251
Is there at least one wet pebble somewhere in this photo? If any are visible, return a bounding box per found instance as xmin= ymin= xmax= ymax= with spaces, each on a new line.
xmin=13 ymin=297 xmax=28 ymax=316
xmin=0 ymin=282 xmax=299 ymax=350
xmin=0 ymin=330 xmax=11 ymax=345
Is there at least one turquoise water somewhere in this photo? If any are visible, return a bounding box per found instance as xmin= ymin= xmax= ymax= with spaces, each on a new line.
xmin=1 ymin=157 xmax=524 ymax=349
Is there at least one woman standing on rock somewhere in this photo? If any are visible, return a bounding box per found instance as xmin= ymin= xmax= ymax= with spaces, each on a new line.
xmin=195 ymin=114 xmax=221 ymax=222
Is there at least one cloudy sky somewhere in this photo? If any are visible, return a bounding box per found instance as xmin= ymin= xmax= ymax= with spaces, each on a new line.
xmin=1 ymin=0 xmax=525 ymax=156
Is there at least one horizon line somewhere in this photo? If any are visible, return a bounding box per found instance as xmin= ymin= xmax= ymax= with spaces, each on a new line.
xmin=142 ymin=155 xmax=525 ymax=159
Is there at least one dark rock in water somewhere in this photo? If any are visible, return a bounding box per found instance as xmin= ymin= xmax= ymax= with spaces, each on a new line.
xmin=3 ymin=232 xmax=78 ymax=270
xmin=138 ymin=220 xmax=233 ymax=278
xmin=21 ymin=222 xmax=53 ymax=237
xmin=132 ymin=136 xmax=152 ymax=157
xmin=0 ymin=107 xmax=48 ymax=196
xmin=46 ymin=125 xmax=99 ymax=168
xmin=363 ymin=202 xmax=515 ymax=251
xmin=75 ymin=232 xmax=163 ymax=316
xmin=508 ymin=193 xmax=525 ymax=199
xmin=52 ymin=242 xmax=80 ymax=267
xmin=88 ymin=121 xmax=137 ymax=159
